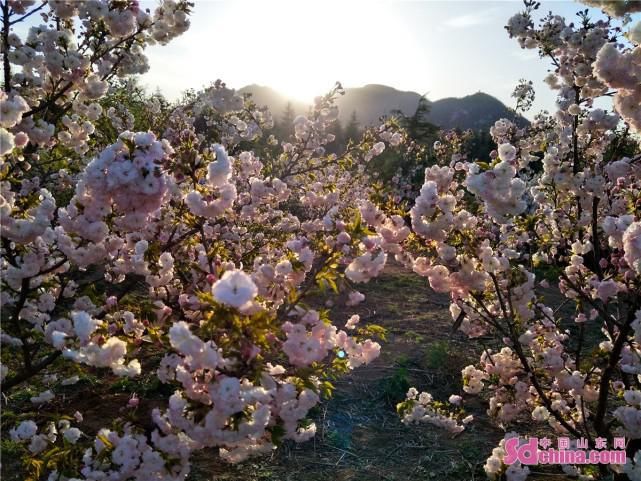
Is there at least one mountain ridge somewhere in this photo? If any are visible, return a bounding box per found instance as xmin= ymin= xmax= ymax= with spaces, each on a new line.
xmin=238 ymin=84 xmax=529 ymax=131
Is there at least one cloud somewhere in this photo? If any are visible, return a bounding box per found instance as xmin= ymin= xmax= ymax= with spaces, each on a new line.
xmin=444 ymin=7 xmax=500 ymax=29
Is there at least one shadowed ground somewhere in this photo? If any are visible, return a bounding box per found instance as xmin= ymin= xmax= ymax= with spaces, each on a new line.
xmin=190 ymin=265 xmax=504 ymax=481
xmin=1 ymin=264 xmax=574 ymax=481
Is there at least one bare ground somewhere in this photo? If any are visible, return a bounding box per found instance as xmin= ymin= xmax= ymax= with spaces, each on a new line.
xmin=189 ymin=265 xmax=506 ymax=481
xmin=190 ymin=264 xmax=580 ymax=481
xmin=1 ymin=264 xmax=577 ymax=481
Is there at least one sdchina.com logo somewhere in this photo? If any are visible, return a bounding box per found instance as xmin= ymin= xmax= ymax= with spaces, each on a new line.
xmin=504 ymin=437 xmax=627 ymax=465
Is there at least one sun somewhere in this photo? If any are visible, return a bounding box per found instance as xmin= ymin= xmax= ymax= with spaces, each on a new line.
xmin=142 ymin=0 xmax=427 ymax=102
xmin=223 ymin=0 xmax=406 ymax=103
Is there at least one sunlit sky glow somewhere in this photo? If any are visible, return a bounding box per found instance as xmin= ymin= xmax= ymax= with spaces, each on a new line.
xmin=139 ymin=0 xmax=638 ymax=115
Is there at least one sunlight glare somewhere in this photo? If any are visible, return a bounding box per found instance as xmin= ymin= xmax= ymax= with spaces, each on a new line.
xmin=226 ymin=0 xmax=412 ymax=102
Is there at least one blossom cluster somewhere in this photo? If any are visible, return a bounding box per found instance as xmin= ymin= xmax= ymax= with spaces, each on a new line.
xmin=1 ymin=3 xmax=414 ymax=477
xmin=385 ymin=2 xmax=641 ymax=479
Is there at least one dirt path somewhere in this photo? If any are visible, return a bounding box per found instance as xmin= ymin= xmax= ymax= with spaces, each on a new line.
xmin=1 ymin=264 xmax=569 ymax=481
xmin=190 ymin=265 xmax=505 ymax=481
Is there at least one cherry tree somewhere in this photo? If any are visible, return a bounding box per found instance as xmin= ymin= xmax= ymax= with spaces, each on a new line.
xmin=396 ymin=1 xmax=641 ymax=480
xmin=1 ymin=1 xmax=411 ymax=479
xmin=4 ymin=1 xmax=641 ymax=480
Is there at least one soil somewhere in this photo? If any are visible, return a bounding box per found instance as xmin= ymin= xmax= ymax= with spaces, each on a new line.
xmin=1 ymin=263 xmax=577 ymax=481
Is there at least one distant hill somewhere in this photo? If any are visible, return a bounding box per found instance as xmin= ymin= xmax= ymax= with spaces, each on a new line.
xmin=335 ymin=84 xmax=424 ymax=127
xmin=238 ymin=85 xmax=308 ymax=119
xmin=427 ymin=92 xmax=529 ymax=130
xmin=238 ymin=84 xmax=528 ymax=131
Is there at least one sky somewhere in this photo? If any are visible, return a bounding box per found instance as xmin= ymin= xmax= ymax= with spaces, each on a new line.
xmin=138 ymin=0 xmax=639 ymax=117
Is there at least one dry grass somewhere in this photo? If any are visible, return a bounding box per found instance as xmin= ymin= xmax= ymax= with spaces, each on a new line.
xmin=1 ymin=263 xmax=583 ymax=481
xmin=189 ymin=265 xmax=505 ymax=481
